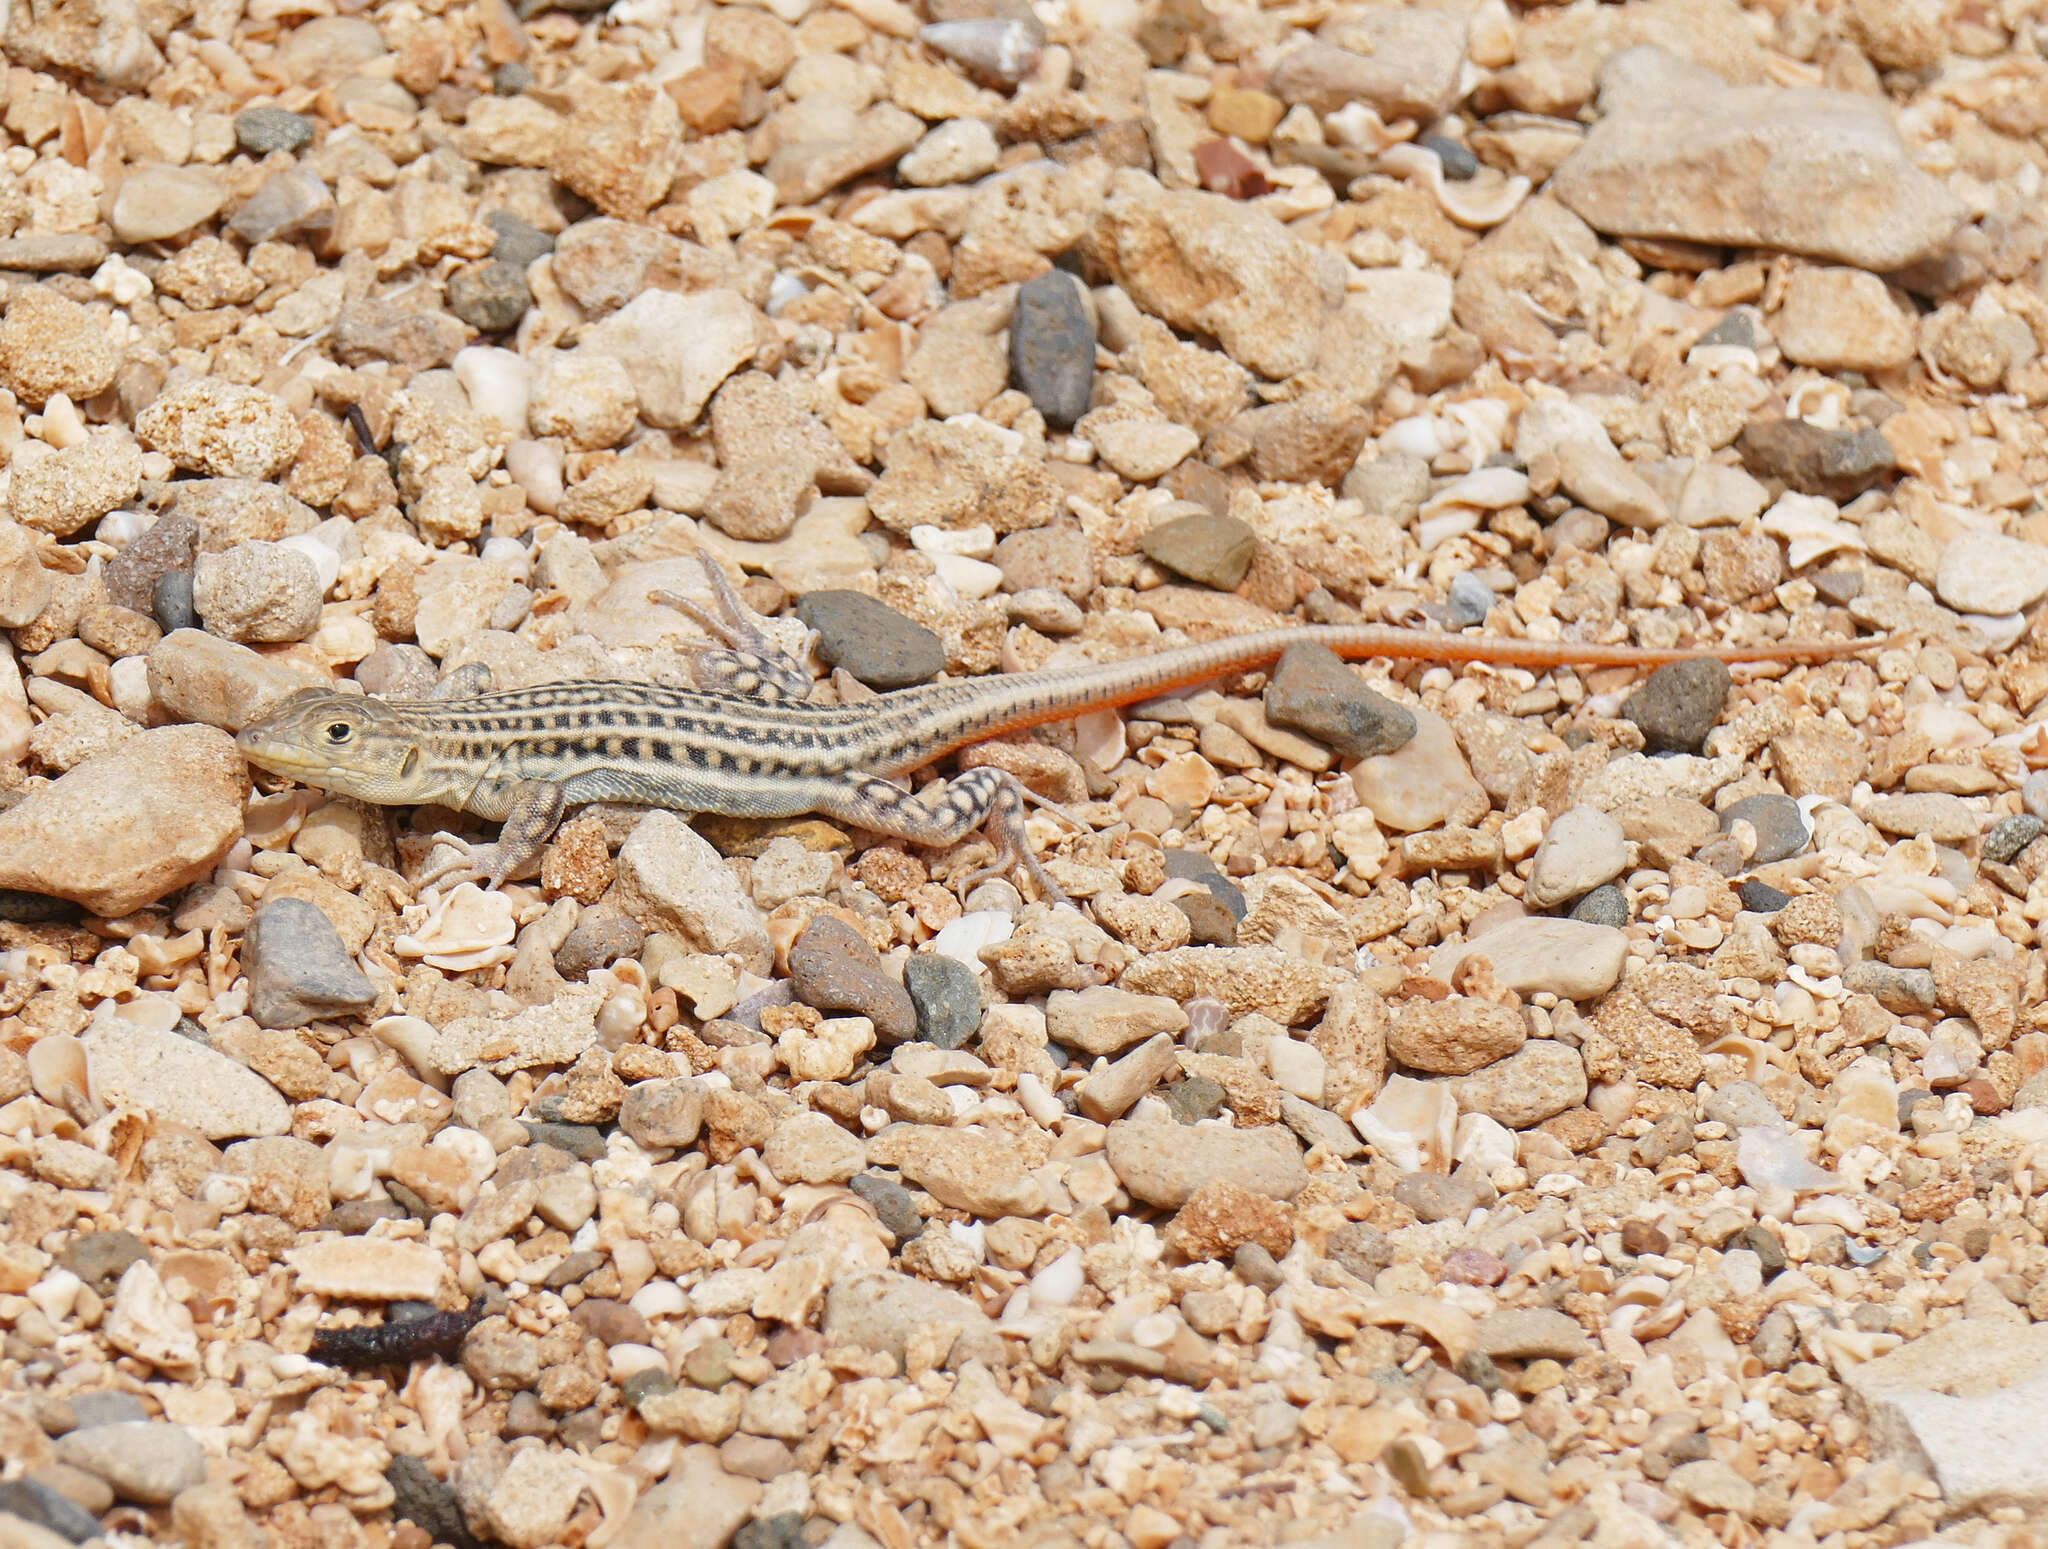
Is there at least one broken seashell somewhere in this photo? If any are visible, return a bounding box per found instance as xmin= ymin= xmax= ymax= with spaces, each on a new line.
xmin=1378 ymin=142 xmax=1528 ymax=228
xmin=919 ymin=18 xmax=1042 ymax=85
xmin=393 ymin=883 xmax=518 ymax=973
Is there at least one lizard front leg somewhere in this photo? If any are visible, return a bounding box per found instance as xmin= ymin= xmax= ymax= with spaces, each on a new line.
xmin=415 ymin=778 xmax=566 ymax=892
xmin=813 ymin=769 xmax=1071 ymax=905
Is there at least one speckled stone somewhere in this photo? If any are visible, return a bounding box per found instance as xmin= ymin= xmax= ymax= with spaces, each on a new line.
xmin=903 ymin=951 xmax=981 ymax=1049
xmin=1009 ymin=269 xmax=1094 ymax=430
xmin=1983 ymin=814 xmax=2044 ymax=866
xmin=1622 ymin=658 xmax=1732 ymax=754
xmin=1735 ymin=420 xmax=1895 ymax=501
xmin=1265 ymin=642 xmax=1417 ymax=759
xmin=233 ymin=105 xmax=316 ymax=154
xmin=1569 ymin=883 xmax=1629 ymax=927
xmin=848 ymin=1171 xmax=924 ymax=1243
xmin=446 ymin=259 xmax=532 ymax=333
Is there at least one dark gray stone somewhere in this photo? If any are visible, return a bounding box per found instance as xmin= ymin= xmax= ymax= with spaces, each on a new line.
xmin=493 ymin=61 xmax=536 ymax=94
xmin=487 ymin=209 xmax=554 ymax=267
xmin=1569 ymin=883 xmax=1629 ymax=927
xmin=521 ymin=1121 xmax=606 ymax=1159
xmin=789 ymin=915 xmax=916 ymax=1042
xmin=56 ymin=1231 xmax=148 ymax=1294
xmin=233 ymin=105 xmax=316 ymax=155
xmin=735 ymin=1514 xmax=809 ymax=1549
xmin=1737 ymin=880 xmax=1791 ymax=913
xmin=1720 ymin=792 xmax=1808 ymax=863
xmin=1139 ymin=510 xmax=1256 ymax=590
xmin=1984 ymin=814 xmax=2045 ymax=866
xmin=1264 ymin=642 xmax=1417 ymax=759
xmin=1736 ymin=420 xmax=1895 ymax=501
xmin=1810 ymin=567 xmax=1863 ymax=606
xmin=446 ymin=259 xmax=532 ymax=333
xmin=554 ymin=904 xmax=642 ymax=977
xmin=387 ymin=1453 xmax=478 ymax=1549
xmin=1417 ymin=134 xmax=1477 ymax=179
xmin=903 ymin=951 xmax=981 ymax=1049
xmin=1696 ymin=311 xmax=1758 ymax=351
xmin=1622 ymin=658 xmax=1732 ymax=754
xmin=1009 ymin=269 xmax=1094 ymax=429
xmin=795 ymin=590 xmax=945 ymax=688
xmin=849 ymin=1172 xmax=924 ymax=1243
xmin=244 ymin=896 xmax=376 ymax=1029
xmin=1445 ymin=570 xmax=1494 ymax=628
xmin=0 ymin=1478 xmax=102 ymax=1543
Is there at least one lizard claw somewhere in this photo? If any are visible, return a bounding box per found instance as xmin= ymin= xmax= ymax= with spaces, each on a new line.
xmin=415 ymin=835 xmax=517 ymax=893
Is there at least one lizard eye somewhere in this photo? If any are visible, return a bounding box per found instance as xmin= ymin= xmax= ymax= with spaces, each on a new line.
xmin=325 ymin=722 xmax=353 ymax=743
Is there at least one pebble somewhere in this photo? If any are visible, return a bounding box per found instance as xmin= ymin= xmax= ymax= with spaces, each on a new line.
xmin=788 ymin=916 xmax=916 ymax=1042
xmin=1984 ymin=815 xmax=2045 ymax=866
xmin=618 ymin=1078 xmax=704 ymax=1149
xmin=1864 ymin=792 xmax=1979 ymax=844
xmin=1621 ymin=658 xmax=1731 ymax=754
xmin=1345 ymin=453 xmax=1431 ymax=522
xmin=1265 ymin=643 xmax=1416 ymax=759
xmin=848 ymin=1173 xmax=925 ymax=1244
xmin=1104 ymin=1119 xmax=1308 ymax=1208
xmin=1392 ymin=1171 xmax=1489 ymax=1225
xmin=1448 ymin=1041 xmax=1588 ymax=1129
xmin=608 ymin=1447 xmax=762 ymax=1549
xmin=1444 ymin=571 xmax=1493 ymax=628
xmin=0 ymin=288 xmax=119 ymax=406
xmin=1349 ymin=707 xmax=1485 ymax=833
xmin=2027 ymin=771 xmax=2048 ymax=823
xmin=1569 ymin=884 xmax=1629 ymax=927
xmin=1525 ymin=806 xmax=1628 ymax=910
xmin=1735 ymin=420 xmax=1895 ymax=502
xmin=53 ymin=1422 xmax=206 ymax=1506
xmin=135 ymin=381 xmax=302 ymax=481
xmin=488 ymin=211 xmax=555 ymax=267
xmin=1077 ymin=1032 xmax=1181 ymax=1122
xmin=1387 ymin=998 xmax=1525 ymax=1076
xmin=1471 ymin=1307 xmax=1593 ymax=1362
xmin=1009 ymin=269 xmax=1095 ymax=430
xmin=227 ymin=166 xmax=335 ymax=243
xmin=57 ymin=1233 xmax=150 ymax=1295
xmin=233 ymin=105 xmax=316 ymax=154
xmin=447 ymin=259 xmax=533 ymax=333
xmin=108 ymin=165 xmax=226 ymax=244
xmin=1934 ymin=530 xmax=2048 ymax=617
xmin=903 ymin=952 xmax=982 ymax=1049
xmin=823 ymin=1271 xmax=999 ymax=1365
xmin=794 ymin=590 xmax=945 ymax=689
xmin=614 ymin=811 xmax=772 ymax=973
xmin=1549 ymin=49 xmax=1963 ymax=271
xmin=0 ymin=726 xmax=246 ymax=916
xmin=583 ymin=288 xmax=763 ymax=429
xmin=192 ymin=542 xmax=323 ymax=644
xmin=1138 ymin=510 xmax=1257 ymax=590
xmin=1773 ymin=268 xmax=1916 ymax=372
xmin=1736 ymin=880 xmax=1791 ymax=914
xmin=0 ymin=1477 xmax=104 ymax=1543
xmin=1165 ymin=1075 xmax=1227 ymax=1123
xmin=1719 ymin=793 xmax=1809 ymax=863
xmin=244 ymin=897 xmax=377 ymax=1029
xmin=1045 ymin=986 xmax=1188 ymax=1057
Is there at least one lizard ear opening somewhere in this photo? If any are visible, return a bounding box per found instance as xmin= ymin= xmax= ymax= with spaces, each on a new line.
xmin=399 ymin=744 xmax=420 ymax=781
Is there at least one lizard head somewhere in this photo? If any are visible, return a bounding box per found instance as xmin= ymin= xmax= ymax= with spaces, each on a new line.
xmin=236 ymin=689 xmax=422 ymax=802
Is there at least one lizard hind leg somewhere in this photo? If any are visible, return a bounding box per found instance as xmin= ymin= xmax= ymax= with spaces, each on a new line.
xmin=814 ymin=768 xmax=1074 ymax=907
xmin=650 ymin=546 xmax=816 ymax=702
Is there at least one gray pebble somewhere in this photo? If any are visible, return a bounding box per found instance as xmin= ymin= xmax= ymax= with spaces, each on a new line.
xmin=1737 ymin=1222 xmax=1787 ymax=1279
xmin=1633 ymin=1113 xmax=1694 ymax=1167
xmin=1139 ymin=510 xmax=1257 ymax=590
xmin=1752 ymin=1307 xmax=1799 ymax=1372
xmin=553 ymin=904 xmax=643 ymax=977
xmin=1569 ymin=883 xmax=1629 ymax=927
xmin=54 ymin=1421 xmax=206 ymax=1505
xmin=1321 ymin=1222 xmax=1390 ymax=1284
xmin=622 ymin=1367 xmax=676 ymax=1410
xmin=1696 ymin=311 xmax=1758 ymax=351
xmin=105 ymin=513 xmax=199 ymax=614
xmin=321 ymin=1198 xmax=408 ymax=1234
xmin=795 ymin=590 xmax=945 ymax=689
xmin=1174 ymin=890 xmax=1238 ymax=946
xmin=735 ymin=1514 xmax=809 ymax=1549
xmin=244 ymin=897 xmax=377 ymax=1029
xmin=788 ymin=915 xmax=916 ymax=1042
xmin=446 ymin=258 xmax=532 ymax=333
xmin=1391 ymin=1170 xmax=1487 ymax=1224
xmin=233 ymin=105 xmax=316 ymax=155
xmin=487 ymin=210 xmax=554 ymax=268
xmin=1735 ymin=420 xmax=1895 ymax=502
xmin=1009 ymin=269 xmax=1094 ymax=430
xmin=0 ymin=1477 xmax=102 ymax=1544
xmin=521 ymin=1121 xmax=606 ymax=1159
xmin=1622 ymin=658 xmax=1732 ymax=754
xmin=1720 ymin=792 xmax=1808 ymax=863
xmin=1417 ymin=134 xmax=1477 ymax=179
xmin=1737 ymin=879 xmax=1791 ymax=913
xmin=1445 ymin=571 xmax=1494 ymax=628
xmin=1264 ymin=642 xmax=1417 ymax=759
xmin=1843 ymin=961 xmax=1937 ymax=1015
xmin=494 ymin=61 xmax=536 ymax=94
xmin=62 ymin=1391 xmax=149 ymax=1431
xmin=56 ymin=1231 xmax=148 ymax=1295
xmin=1232 ymin=1241 xmax=1285 ymax=1292
xmin=903 ymin=952 xmax=981 ymax=1049
xmin=387 ymin=1454 xmax=471 ymax=1549
xmin=1983 ymin=813 xmax=2044 ymax=866
xmin=849 ymin=1171 xmax=924 ymax=1243
xmin=544 ymin=1249 xmax=606 ymax=1289
xmin=152 ymin=569 xmax=197 ymax=634
xmin=1810 ymin=567 xmax=1864 ymax=606
xmin=1163 ymin=849 xmax=1246 ymax=919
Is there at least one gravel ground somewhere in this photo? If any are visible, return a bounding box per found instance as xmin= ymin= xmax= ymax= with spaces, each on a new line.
xmin=1 ymin=0 xmax=2047 ymax=1546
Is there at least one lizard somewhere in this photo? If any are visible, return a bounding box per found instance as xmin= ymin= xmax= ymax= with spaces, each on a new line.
xmin=236 ymin=546 xmax=1889 ymax=901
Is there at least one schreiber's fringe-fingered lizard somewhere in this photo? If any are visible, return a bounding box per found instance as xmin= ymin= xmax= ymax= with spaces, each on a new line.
xmin=237 ymin=551 xmax=1886 ymax=900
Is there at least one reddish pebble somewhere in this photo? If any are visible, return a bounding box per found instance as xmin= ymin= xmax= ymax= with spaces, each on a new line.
xmin=1619 ymin=1220 xmax=1671 ymax=1257
xmin=1961 ymin=1078 xmax=2006 ymax=1116
xmin=766 ymin=1325 xmax=827 ymax=1367
xmin=1439 ymin=1247 xmax=1507 ymax=1286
